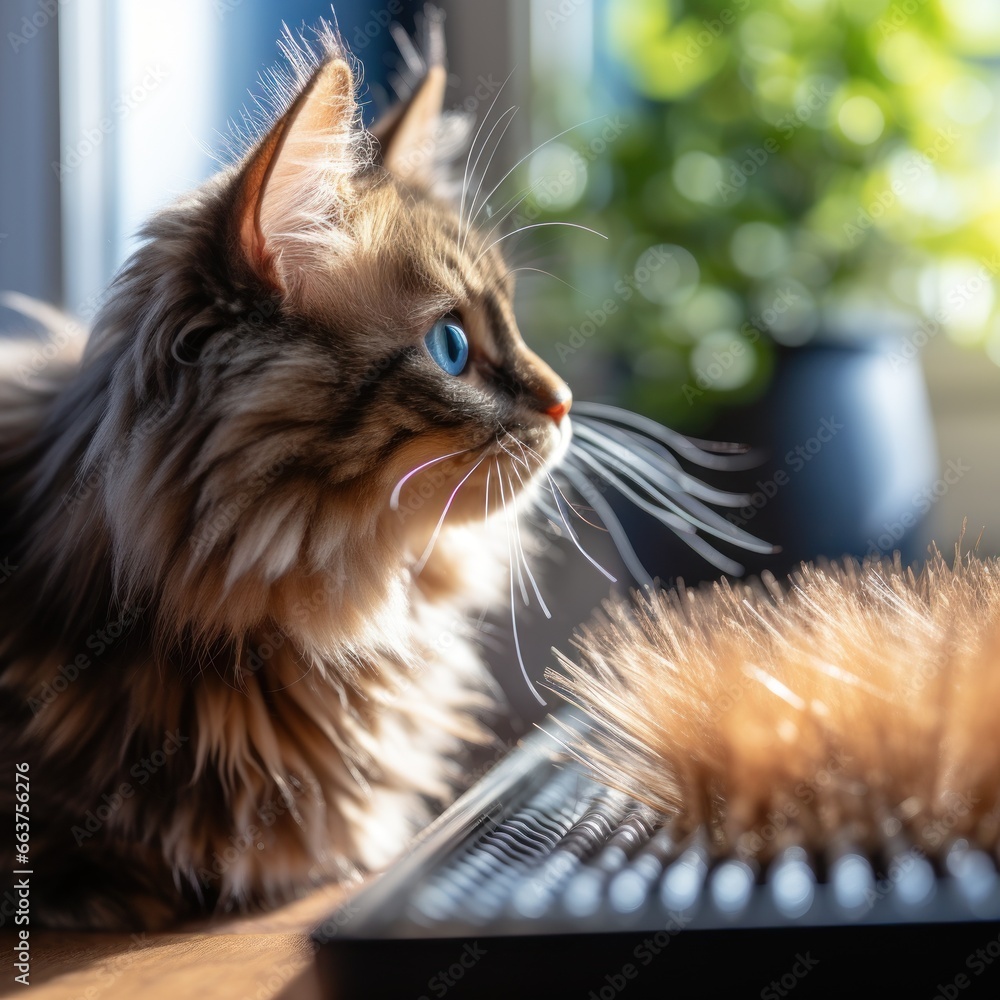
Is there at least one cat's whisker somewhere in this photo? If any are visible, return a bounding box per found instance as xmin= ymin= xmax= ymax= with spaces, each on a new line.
xmin=501 ymin=436 xmax=583 ymax=536
xmin=537 ymin=506 xmax=568 ymax=537
xmin=545 ymin=464 xmax=607 ymax=532
xmin=470 ymin=114 xmax=607 ymax=229
xmin=411 ymin=452 xmax=489 ymax=577
xmin=560 ymin=459 xmax=652 ymax=587
xmin=501 ymin=440 xmax=601 ymax=583
xmin=508 ymin=471 xmax=552 ymax=620
xmin=509 ymin=436 xmax=563 ymax=484
xmin=498 ymin=469 xmax=530 ymax=606
xmin=574 ymin=419 xmax=747 ymax=506
xmin=472 ymin=182 xmax=544 ymax=257
xmin=506 ymin=266 xmax=579 ymax=292
xmin=496 ymin=459 xmax=546 ymax=706
xmin=458 ymin=66 xmax=516 ymax=244
xmin=576 ymin=415 xmax=685 ymax=470
xmin=389 ymin=446 xmax=477 ymax=511
xmin=573 ymin=402 xmax=754 ymax=469
xmin=528 ymin=497 xmax=562 ymax=529
xmin=571 ymin=434 xmax=769 ymax=553
xmin=459 ymin=105 xmax=518 ymax=247
xmin=461 ymin=107 xmax=520 ymax=254
xmin=474 ymin=222 xmax=607 ymax=267
xmin=475 ymin=181 xmax=536 ymax=228
xmin=546 ymin=470 xmax=617 ymax=583
xmin=484 ymin=462 xmax=492 ymax=522
xmin=497 ymin=435 xmax=535 ymax=481
xmin=570 ymin=444 xmax=751 ymax=573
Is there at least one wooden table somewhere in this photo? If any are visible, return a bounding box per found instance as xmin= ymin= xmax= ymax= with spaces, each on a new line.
xmin=0 ymin=885 xmax=348 ymax=1000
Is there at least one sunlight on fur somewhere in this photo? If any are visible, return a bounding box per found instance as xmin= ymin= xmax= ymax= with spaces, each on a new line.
xmin=0 ymin=16 xmax=574 ymax=929
xmin=551 ymin=547 xmax=1000 ymax=866
xmin=0 ymin=9 xmax=803 ymax=933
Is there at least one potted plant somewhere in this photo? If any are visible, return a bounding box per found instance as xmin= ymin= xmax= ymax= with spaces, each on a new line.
xmin=516 ymin=0 xmax=1000 ymax=576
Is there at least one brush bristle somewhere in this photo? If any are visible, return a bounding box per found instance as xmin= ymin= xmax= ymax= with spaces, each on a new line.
xmin=548 ymin=548 xmax=1000 ymax=866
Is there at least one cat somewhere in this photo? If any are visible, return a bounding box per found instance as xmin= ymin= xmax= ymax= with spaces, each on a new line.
xmin=0 ymin=5 xmax=778 ymax=930
xmin=0 ymin=18 xmax=580 ymax=930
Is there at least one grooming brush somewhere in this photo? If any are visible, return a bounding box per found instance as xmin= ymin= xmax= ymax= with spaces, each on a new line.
xmin=550 ymin=547 xmax=1000 ymax=894
xmin=315 ymin=549 xmax=1000 ymax=997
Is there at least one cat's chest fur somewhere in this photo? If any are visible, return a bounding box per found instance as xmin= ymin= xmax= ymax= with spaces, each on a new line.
xmin=1 ymin=517 xmax=504 ymax=927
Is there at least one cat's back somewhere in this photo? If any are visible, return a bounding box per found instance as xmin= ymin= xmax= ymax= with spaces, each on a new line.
xmin=0 ymin=296 xmax=88 ymax=441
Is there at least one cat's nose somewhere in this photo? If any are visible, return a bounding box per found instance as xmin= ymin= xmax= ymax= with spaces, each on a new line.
xmin=516 ymin=345 xmax=572 ymax=423
xmin=529 ymin=364 xmax=572 ymax=423
xmin=544 ymin=387 xmax=572 ymax=424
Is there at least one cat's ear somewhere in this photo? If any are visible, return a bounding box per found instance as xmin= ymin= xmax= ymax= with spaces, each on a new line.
xmin=371 ymin=63 xmax=447 ymax=189
xmin=232 ymin=56 xmax=358 ymax=291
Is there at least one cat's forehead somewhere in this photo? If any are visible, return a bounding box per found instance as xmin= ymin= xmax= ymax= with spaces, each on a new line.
xmin=303 ymin=178 xmax=519 ymax=352
xmin=361 ymin=179 xmax=512 ymax=293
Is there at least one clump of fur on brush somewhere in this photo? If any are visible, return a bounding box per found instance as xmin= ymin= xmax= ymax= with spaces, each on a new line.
xmin=550 ymin=548 xmax=1000 ymax=865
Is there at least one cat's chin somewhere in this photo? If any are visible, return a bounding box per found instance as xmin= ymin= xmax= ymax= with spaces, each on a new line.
xmin=509 ymin=412 xmax=572 ymax=479
xmin=547 ymin=414 xmax=573 ymax=468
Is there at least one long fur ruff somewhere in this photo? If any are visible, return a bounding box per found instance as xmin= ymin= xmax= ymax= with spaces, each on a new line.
xmin=551 ymin=548 xmax=1000 ymax=865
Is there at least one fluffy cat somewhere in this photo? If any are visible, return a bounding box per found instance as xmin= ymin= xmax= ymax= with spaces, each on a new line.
xmin=0 ymin=20 xmax=576 ymax=929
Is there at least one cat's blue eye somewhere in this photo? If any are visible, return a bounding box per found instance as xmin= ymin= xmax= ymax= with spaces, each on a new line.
xmin=424 ymin=320 xmax=469 ymax=376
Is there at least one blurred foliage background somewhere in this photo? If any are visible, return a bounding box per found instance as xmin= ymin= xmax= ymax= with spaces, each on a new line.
xmin=518 ymin=0 xmax=1000 ymax=430
xmin=4 ymin=0 xmax=1000 ymax=719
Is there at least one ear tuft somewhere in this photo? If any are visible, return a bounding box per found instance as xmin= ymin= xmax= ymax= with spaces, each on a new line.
xmin=371 ymin=7 xmax=472 ymax=198
xmin=374 ymin=65 xmax=447 ymax=188
xmin=232 ymin=41 xmax=365 ymax=293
